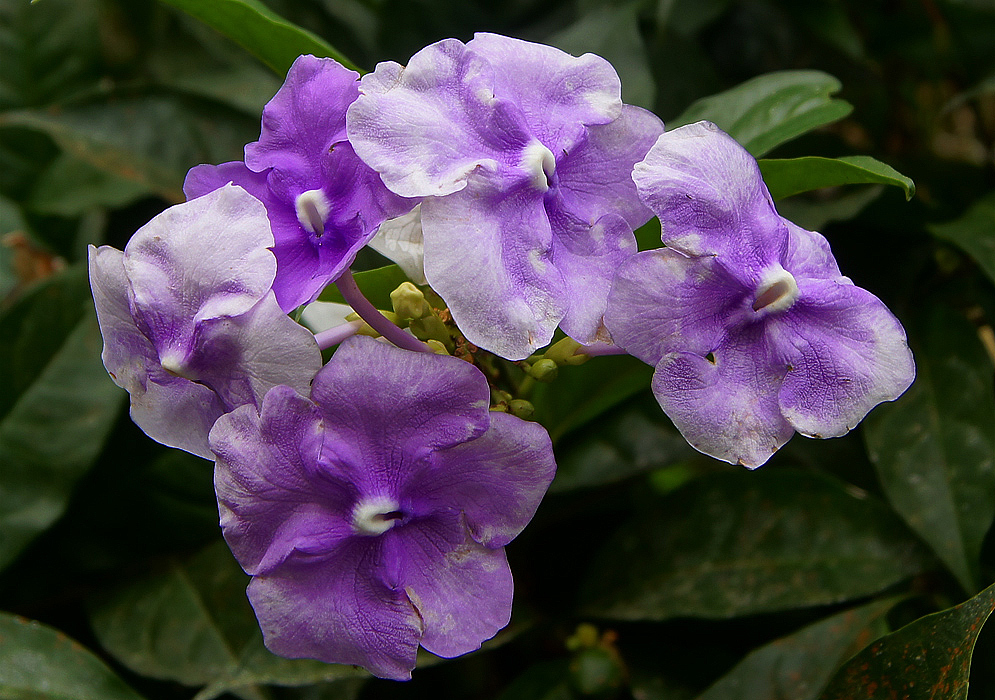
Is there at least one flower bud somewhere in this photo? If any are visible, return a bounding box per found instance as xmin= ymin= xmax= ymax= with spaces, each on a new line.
xmin=409 ymin=313 xmax=451 ymax=345
xmin=527 ymin=358 xmax=559 ymax=382
xmin=425 ymin=339 xmax=449 ymax=355
xmin=390 ymin=281 xmax=430 ymax=320
xmin=508 ymin=399 xmax=535 ymax=420
xmin=543 ymin=337 xmax=589 ymax=366
xmin=346 ymin=310 xmax=400 ymax=337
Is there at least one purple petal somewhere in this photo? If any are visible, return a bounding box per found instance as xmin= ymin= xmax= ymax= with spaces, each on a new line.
xmin=421 ymin=180 xmax=566 ymax=359
xmin=772 ymin=279 xmax=916 ymax=438
xmin=466 ymin=32 xmax=622 ymax=153
xmin=183 ymin=161 xmax=270 ymax=202
xmin=386 ymin=513 xmax=512 ymax=658
xmin=782 ymin=220 xmax=843 ymax=280
xmin=248 ymin=538 xmax=422 ymax=680
xmin=211 ymin=387 xmax=351 ymax=575
xmin=555 ymin=104 xmax=663 ymax=230
xmin=128 ymin=371 xmax=225 ymax=460
xmin=415 ymin=411 xmax=555 ymax=548
xmin=311 ymin=336 xmax=491 ymax=486
xmin=651 ymin=329 xmax=795 ymax=468
xmin=348 ymin=39 xmax=533 ymax=198
xmin=123 ymin=185 xmax=276 ymax=356
xmin=604 ymin=248 xmax=745 ymax=366
xmin=244 ymin=55 xmax=356 ymax=175
xmin=632 ymin=121 xmax=786 ymax=268
xmin=369 ymin=205 xmax=427 ymax=285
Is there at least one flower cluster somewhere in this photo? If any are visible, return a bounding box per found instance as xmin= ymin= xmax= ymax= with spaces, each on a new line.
xmin=89 ymin=33 xmax=915 ymax=680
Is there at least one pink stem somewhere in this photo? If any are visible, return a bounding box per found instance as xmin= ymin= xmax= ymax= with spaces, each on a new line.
xmin=334 ymin=269 xmax=433 ymax=354
xmin=576 ymin=342 xmax=628 ymax=357
xmin=313 ymin=319 xmax=364 ymax=351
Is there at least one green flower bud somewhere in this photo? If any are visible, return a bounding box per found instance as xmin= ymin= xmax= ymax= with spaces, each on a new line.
xmin=425 ymin=339 xmax=449 ymax=355
xmin=408 ymin=314 xmax=451 ymax=345
xmin=508 ymin=399 xmax=535 ymax=420
xmin=543 ymin=337 xmax=588 ymax=366
xmin=390 ymin=281 xmax=430 ymax=320
xmin=527 ymin=358 xmax=559 ymax=382
xmin=345 ymin=310 xmax=400 ymax=337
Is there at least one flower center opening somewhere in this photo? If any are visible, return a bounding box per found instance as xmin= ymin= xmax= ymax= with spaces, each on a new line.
xmin=159 ymin=353 xmax=198 ymax=382
xmin=521 ymin=142 xmax=557 ymax=191
xmin=752 ymin=267 xmax=799 ymax=314
xmin=352 ymin=497 xmax=405 ymax=536
xmin=295 ymin=188 xmax=331 ymax=236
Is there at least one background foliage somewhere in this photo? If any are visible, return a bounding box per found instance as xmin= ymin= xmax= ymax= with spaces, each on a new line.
xmin=1 ymin=0 xmax=994 ymax=698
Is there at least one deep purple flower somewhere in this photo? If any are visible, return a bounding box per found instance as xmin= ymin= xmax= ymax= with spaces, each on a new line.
xmin=347 ymin=33 xmax=664 ymax=360
xmin=604 ymin=122 xmax=915 ymax=467
xmin=210 ymin=335 xmax=556 ymax=679
xmin=185 ymin=55 xmax=414 ymax=311
xmin=88 ymin=184 xmax=322 ymax=459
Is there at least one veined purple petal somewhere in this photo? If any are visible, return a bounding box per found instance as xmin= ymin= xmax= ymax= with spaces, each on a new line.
xmin=466 ymin=32 xmax=622 ymax=153
xmin=633 ymin=121 xmax=786 ymax=270
xmin=129 ymin=372 xmax=225 ymax=460
xmin=421 ymin=179 xmax=566 ymax=359
xmin=773 ymin=279 xmax=915 ymax=438
xmin=782 ymin=220 xmax=843 ymax=281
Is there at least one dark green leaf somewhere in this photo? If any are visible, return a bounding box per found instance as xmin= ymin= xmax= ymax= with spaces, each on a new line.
xmin=581 ymin=470 xmax=931 ymax=621
xmin=776 ymin=185 xmax=883 ymax=232
xmin=0 ymin=271 xmax=123 ymax=570
xmin=928 ymin=192 xmax=995 ymax=286
xmin=864 ymin=306 xmax=995 ymax=593
xmin=819 ymin=581 xmax=995 ymax=700
xmin=0 ymin=612 xmax=146 ymax=700
xmin=671 ymin=71 xmax=853 ymax=157
xmin=29 ymin=153 xmax=151 ymax=217
xmin=158 ymin=0 xmax=359 ymax=75
xmin=696 ymin=598 xmax=897 ymax=700
xmin=88 ymin=541 xmax=365 ymax=693
xmin=760 ymin=156 xmax=915 ymax=201
xmin=318 ymin=264 xmax=410 ymax=310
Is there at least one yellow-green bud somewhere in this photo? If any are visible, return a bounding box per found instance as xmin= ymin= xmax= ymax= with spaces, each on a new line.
xmin=527 ymin=358 xmax=559 ymax=382
xmin=543 ymin=337 xmax=586 ymax=365
xmin=408 ymin=314 xmax=451 ymax=345
xmin=345 ymin=310 xmax=400 ymax=337
xmin=425 ymin=339 xmax=449 ymax=355
xmin=508 ymin=399 xmax=535 ymax=420
xmin=390 ymin=282 xmax=430 ymax=320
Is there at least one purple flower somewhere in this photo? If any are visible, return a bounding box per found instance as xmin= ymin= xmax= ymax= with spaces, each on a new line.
xmin=604 ymin=122 xmax=915 ymax=467
xmin=88 ymin=184 xmax=322 ymax=459
xmin=347 ymin=33 xmax=664 ymax=360
xmin=210 ymin=335 xmax=556 ymax=680
xmin=185 ymin=55 xmax=414 ymax=311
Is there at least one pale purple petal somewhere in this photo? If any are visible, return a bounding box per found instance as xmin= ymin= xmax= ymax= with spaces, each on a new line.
xmin=466 ymin=32 xmax=622 ymax=153
xmin=183 ymin=162 xmax=270 ymax=203
xmin=386 ymin=513 xmax=512 ymax=658
xmin=651 ymin=332 xmax=795 ymax=468
xmin=348 ymin=39 xmax=533 ymax=198
xmin=422 ymin=180 xmax=565 ymax=359
xmin=632 ymin=121 xmax=786 ymax=268
xmin=555 ymin=104 xmax=663 ymax=230
xmin=129 ymin=371 xmax=225 ymax=460
xmin=211 ymin=388 xmax=351 ymax=575
xmin=782 ymin=220 xmax=843 ymax=280
xmin=248 ymin=539 xmax=422 ymax=681
xmin=772 ymin=279 xmax=916 ymax=438
xmin=418 ymin=411 xmax=556 ymax=548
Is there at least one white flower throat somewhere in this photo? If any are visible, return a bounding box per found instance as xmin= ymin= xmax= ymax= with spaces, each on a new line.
xmin=352 ymin=497 xmax=405 ymax=536
xmin=295 ymin=188 xmax=331 ymax=235
xmin=752 ymin=267 xmax=799 ymax=313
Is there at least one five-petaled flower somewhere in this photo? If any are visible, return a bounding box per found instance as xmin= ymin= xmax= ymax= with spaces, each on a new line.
xmin=210 ymin=335 xmax=556 ymax=680
xmin=604 ymin=121 xmax=915 ymax=467
xmin=347 ymin=33 xmax=664 ymax=360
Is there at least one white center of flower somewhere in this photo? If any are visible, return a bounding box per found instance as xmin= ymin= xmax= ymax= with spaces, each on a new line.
xmin=159 ymin=353 xmax=198 ymax=381
xmin=752 ymin=266 xmax=799 ymax=314
xmin=352 ymin=497 xmax=404 ymax=536
xmin=295 ymin=188 xmax=331 ymax=235
xmin=521 ymin=141 xmax=557 ymax=191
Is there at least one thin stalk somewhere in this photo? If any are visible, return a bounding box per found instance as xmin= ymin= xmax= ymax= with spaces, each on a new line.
xmin=334 ymin=269 xmax=433 ymax=354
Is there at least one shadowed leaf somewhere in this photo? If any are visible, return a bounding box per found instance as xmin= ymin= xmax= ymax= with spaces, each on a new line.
xmin=760 ymin=156 xmax=915 ymax=201
xmin=928 ymin=192 xmax=995 ymax=286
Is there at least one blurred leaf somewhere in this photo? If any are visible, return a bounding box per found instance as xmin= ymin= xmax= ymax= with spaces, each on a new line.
xmin=581 ymin=470 xmax=931 ymax=621
xmin=671 ymin=70 xmax=853 ymax=157
xmin=760 ymin=156 xmax=915 ymax=201
xmin=696 ymin=598 xmax=898 ymax=700
xmin=819 ymin=581 xmax=995 ymax=700
xmin=776 ymin=185 xmax=883 ymax=232
xmin=29 ymin=153 xmax=151 ymax=217
xmin=0 ymin=612 xmax=146 ymax=700
xmin=318 ymin=264 xmax=409 ymax=310
xmin=496 ymin=660 xmax=574 ymax=700
xmin=89 ymin=541 xmax=366 ymax=693
xmin=928 ymin=192 xmax=995 ymax=286
xmin=0 ymin=94 xmax=258 ymax=202
xmin=549 ymin=2 xmax=655 ymax=109
xmin=864 ymin=306 xmax=995 ymax=593
xmin=0 ymin=195 xmax=28 ymax=300
xmin=159 ymin=0 xmax=359 ymax=75
xmin=531 ymin=354 xmax=653 ymax=443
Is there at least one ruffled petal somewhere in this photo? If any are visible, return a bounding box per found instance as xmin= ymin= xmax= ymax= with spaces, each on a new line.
xmin=413 ymin=411 xmax=555 ymax=548
xmin=128 ymin=371 xmax=225 ymax=460
xmin=781 ymin=220 xmax=843 ymax=281
xmin=422 ymin=179 xmax=565 ymax=359
xmin=368 ymin=205 xmax=427 ymax=285
xmin=632 ymin=121 xmax=785 ymax=269
xmin=387 ymin=513 xmax=512 ymax=658
xmin=772 ymin=279 xmax=916 ymax=438
xmin=248 ymin=538 xmax=422 ymax=680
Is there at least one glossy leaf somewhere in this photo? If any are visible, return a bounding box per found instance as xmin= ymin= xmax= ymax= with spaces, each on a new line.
xmin=671 ymin=70 xmax=853 ymax=157
xmin=759 ymin=156 xmax=915 ymax=201
xmin=581 ymin=470 xmax=931 ymax=621
xmin=928 ymin=192 xmax=995 ymax=286
xmin=318 ymin=263 xmax=410 ymax=310
xmin=864 ymin=306 xmax=995 ymax=594
xmin=819 ymin=581 xmax=995 ymax=700
xmin=158 ymin=0 xmax=359 ymax=75
xmin=88 ymin=541 xmax=366 ymax=693
xmin=696 ymin=598 xmax=897 ymax=700
xmin=29 ymin=153 xmax=151 ymax=217
xmin=0 ymin=612 xmax=147 ymax=700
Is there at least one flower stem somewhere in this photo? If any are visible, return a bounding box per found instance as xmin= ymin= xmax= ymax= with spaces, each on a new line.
xmin=575 ymin=342 xmax=627 ymax=358
xmin=334 ymin=269 xmax=434 ymax=354
xmin=313 ymin=319 xmax=364 ymax=351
